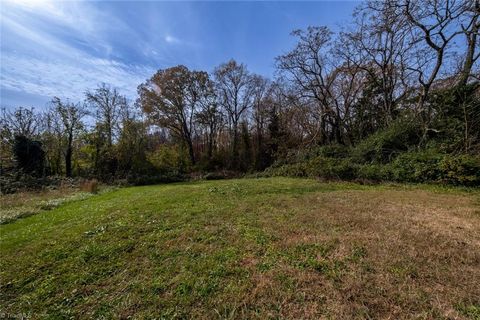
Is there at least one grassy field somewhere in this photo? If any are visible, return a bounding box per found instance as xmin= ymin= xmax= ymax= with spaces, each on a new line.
xmin=1 ymin=178 xmax=479 ymax=319
xmin=0 ymin=185 xmax=111 ymax=225
xmin=0 ymin=188 xmax=90 ymax=225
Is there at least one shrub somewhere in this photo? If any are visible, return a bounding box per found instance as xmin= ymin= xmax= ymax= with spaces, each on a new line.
xmin=203 ymin=171 xmax=239 ymax=180
xmin=356 ymin=164 xmax=392 ymax=181
xmin=126 ymin=173 xmax=186 ymax=186
xmin=438 ymin=154 xmax=480 ymax=186
xmin=300 ymin=144 xmax=350 ymax=161
xmin=307 ymin=157 xmax=358 ymax=180
xmin=263 ymin=163 xmax=308 ymax=178
xmin=315 ymin=145 xmax=350 ymax=158
xmin=273 ymin=144 xmax=350 ymax=168
xmin=390 ymin=150 xmax=443 ymax=183
xmin=0 ymin=173 xmax=74 ymax=194
xmin=390 ymin=151 xmax=480 ymax=186
xmin=351 ymin=117 xmax=421 ymax=163
xmin=203 ymin=172 xmax=225 ymax=180
xmin=429 ymin=82 xmax=480 ymax=153
xmin=147 ymin=145 xmax=189 ymax=173
xmin=261 ymin=150 xmax=480 ymax=186
xmin=263 ymin=157 xmax=358 ymax=181
xmin=12 ymin=135 xmax=46 ymax=175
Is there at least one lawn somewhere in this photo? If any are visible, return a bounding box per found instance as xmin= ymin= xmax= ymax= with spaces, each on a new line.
xmin=0 ymin=187 xmax=94 ymax=225
xmin=0 ymin=178 xmax=479 ymax=319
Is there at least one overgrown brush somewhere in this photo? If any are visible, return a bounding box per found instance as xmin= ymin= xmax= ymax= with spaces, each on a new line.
xmin=262 ymin=153 xmax=480 ymax=186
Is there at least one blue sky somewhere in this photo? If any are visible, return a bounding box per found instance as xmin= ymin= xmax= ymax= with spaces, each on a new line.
xmin=0 ymin=0 xmax=359 ymax=109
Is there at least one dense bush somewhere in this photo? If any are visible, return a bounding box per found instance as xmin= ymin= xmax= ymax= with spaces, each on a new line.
xmin=263 ymin=157 xmax=357 ymax=180
xmin=0 ymin=172 xmax=82 ymax=195
xmin=438 ymin=154 xmax=480 ymax=186
xmin=259 ymin=108 xmax=480 ymax=187
xmin=147 ymin=145 xmax=189 ymax=174
xmin=12 ymin=135 xmax=46 ymax=176
xmin=351 ymin=117 xmax=421 ymax=163
xmin=389 ymin=150 xmax=444 ymax=183
xmin=126 ymin=172 xmax=186 ymax=186
xmin=307 ymin=157 xmax=358 ymax=180
xmin=202 ymin=170 xmax=241 ymax=180
xmin=261 ymin=152 xmax=480 ymax=186
xmin=263 ymin=162 xmax=308 ymax=177
xmin=388 ymin=152 xmax=480 ymax=186
xmin=429 ymin=83 xmax=480 ymax=153
xmin=356 ymin=164 xmax=392 ymax=181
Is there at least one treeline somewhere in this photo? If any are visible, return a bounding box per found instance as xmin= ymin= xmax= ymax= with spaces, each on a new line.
xmin=1 ymin=0 xmax=480 ymax=191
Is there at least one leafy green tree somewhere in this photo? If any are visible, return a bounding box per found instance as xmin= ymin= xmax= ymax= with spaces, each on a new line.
xmin=138 ymin=65 xmax=213 ymax=165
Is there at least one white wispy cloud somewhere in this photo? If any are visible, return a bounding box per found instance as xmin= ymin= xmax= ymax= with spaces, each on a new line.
xmin=165 ymin=34 xmax=181 ymax=44
xmin=0 ymin=0 xmax=156 ymax=104
xmin=2 ymin=0 xmax=134 ymax=55
xmin=1 ymin=53 xmax=153 ymax=101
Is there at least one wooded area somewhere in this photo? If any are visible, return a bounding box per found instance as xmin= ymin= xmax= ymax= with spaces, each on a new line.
xmin=1 ymin=0 xmax=479 ymax=191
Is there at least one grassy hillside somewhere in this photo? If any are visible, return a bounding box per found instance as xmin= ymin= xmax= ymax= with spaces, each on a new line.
xmin=1 ymin=178 xmax=479 ymax=319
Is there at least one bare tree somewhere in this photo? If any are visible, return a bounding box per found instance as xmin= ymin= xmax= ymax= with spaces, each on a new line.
xmin=277 ymin=26 xmax=345 ymax=144
xmin=250 ymin=75 xmax=270 ymax=168
xmin=458 ymin=0 xmax=480 ymax=86
xmin=339 ymin=1 xmax=411 ymax=125
xmin=1 ymin=107 xmax=39 ymax=139
xmin=396 ymin=0 xmax=470 ymax=117
xmin=195 ymin=90 xmax=223 ymax=160
xmin=214 ymin=60 xmax=255 ymax=164
xmin=86 ymin=83 xmax=126 ymax=147
xmin=51 ymin=97 xmax=88 ymax=177
xmin=41 ymin=107 xmax=64 ymax=175
xmin=329 ymin=62 xmax=367 ymax=143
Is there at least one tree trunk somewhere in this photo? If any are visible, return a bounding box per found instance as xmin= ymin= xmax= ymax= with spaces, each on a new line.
xmin=231 ymin=122 xmax=239 ymax=169
xmin=207 ymin=135 xmax=213 ymax=159
xmin=458 ymin=14 xmax=478 ymax=87
xmin=65 ymin=147 xmax=72 ymax=177
xmin=65 ymin=133 xmax=73 ymax=177
xmin=187 ymin=139 xmax=196 ymax=165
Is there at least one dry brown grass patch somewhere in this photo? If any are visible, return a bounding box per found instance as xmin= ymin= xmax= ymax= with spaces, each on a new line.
xmin=250 ymin=188 xmax=480 ymax=319
xmin=80 ymin=179 xmax=99 ymax=194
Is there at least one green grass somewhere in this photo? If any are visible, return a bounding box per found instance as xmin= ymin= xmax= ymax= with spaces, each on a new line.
xmin=1 ymin=178 xmax=479 ymax=319
xmin=0 ymin=186 xmax=115 ymax=224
